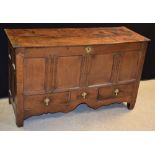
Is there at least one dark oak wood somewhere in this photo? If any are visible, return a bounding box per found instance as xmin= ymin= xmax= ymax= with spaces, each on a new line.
xmin=5 ymin=27 xmax=150 ymax=127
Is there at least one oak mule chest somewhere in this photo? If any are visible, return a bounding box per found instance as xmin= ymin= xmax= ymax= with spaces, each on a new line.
xmin=5 ymin=27 xmax=150 ymax=127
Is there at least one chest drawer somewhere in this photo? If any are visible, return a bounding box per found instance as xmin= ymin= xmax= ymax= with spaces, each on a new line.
xmin=24 ymin=92 xmax=69 ymax=117
xmin=98 ymin=83 xmax=135 ymax=100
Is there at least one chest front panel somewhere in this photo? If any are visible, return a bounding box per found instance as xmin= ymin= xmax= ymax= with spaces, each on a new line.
xmin=23 ymin=44 xmax=142 ymax=95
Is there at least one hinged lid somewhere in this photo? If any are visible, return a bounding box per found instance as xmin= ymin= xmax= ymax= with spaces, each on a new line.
xmin=5 ymin=26 xmax=150 ymax=48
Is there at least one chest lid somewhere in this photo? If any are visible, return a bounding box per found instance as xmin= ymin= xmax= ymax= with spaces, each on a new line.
xmin=5 ymin=26 xmax=150 ymax=48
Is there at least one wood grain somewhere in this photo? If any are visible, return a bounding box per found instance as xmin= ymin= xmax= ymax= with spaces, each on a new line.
xmin=6 ymin=27 xmax=150 ymax=127
xmin=5 ymin=27 xmax=150 ymax=48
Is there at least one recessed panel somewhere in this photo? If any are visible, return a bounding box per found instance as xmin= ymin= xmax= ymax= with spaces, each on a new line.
xmin=119 ymin=52 xmax=139 ymax=82
xmin=24 ymin=58 xmax=46 ymax=93
xmin=88 ymin=54 xmax=114 ymax=86
xmin=55 ymin=56 xmax=82 ymax=90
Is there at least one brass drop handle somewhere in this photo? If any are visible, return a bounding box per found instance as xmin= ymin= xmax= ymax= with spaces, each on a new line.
xmin=12 ymin=63 xmax=16 ymax=70
xmin=85 ymin=46 xmax=92 ymax=54
xmin=114 ymin=89 xmax=120 ymax=96
xmin=8 ymin=54 xmax=11 ymax=60
xmin=81 ymin=92 xmax=88 ymax=99
xmin=9 ymin=89 xmax=12 ymax=96
xmin=44 ymin=97 xmax=50 ymax=106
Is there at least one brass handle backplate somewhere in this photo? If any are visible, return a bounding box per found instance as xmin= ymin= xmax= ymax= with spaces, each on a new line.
xmin=85 ymin=47 xmax=92 ymax=54
xmin=81 ymin=92 xmax=88 ymax=99
xmin=114 ymin=89 xmax=120 ymax=96
xmin=44 ymin=97 xmax=50 ymax=106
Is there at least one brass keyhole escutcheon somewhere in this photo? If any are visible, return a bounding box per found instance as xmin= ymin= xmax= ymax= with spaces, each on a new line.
xmin=115 ymin=89 xmax=120 ymax=96
xmin=85 ymin=46 xmax=92 ymax=54
xmin=81 ymin=92 xmax=88 ymax=99
xmin=44 ymin=97 xmax=50 ymax=106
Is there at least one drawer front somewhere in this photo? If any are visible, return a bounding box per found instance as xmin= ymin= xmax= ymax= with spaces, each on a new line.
xmin=46 ymin=92 xmax=69 ymax=113
xmin=24 ymin=95 xmax=46 ymax=117
xmin=24 ymin=92 xmax=69 ymax=117
xmin=98 ymin=86 xmax=114 ymax=99
xmin=70 ymin=88 xmax=98 ymax=102
xmin=24 ymin=83 xmax=135 ymax=118
xmin=98 ymin=83 xmax=135 ymax=100
xmin=115 ymin=83 xmax=135 ymax=97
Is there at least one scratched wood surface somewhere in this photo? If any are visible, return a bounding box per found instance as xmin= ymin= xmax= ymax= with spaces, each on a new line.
xmin=5 ymin=27 xmax=150 ymax=48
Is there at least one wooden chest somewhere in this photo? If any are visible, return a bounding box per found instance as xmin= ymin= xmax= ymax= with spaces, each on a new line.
xmin=5 ymin=27 xmax=150 ymax=127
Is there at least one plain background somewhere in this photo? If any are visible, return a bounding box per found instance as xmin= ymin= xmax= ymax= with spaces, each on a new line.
xmin=0 ymin=23 xmax=155 ymax=98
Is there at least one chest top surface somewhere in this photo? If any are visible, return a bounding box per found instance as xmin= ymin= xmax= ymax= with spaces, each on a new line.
xmin=5 ymin=26 xmax=150 ymax=48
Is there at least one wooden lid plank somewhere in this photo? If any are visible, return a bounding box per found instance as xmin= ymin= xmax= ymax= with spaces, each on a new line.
xmin=5 ymin=27 xmax=150 ymax=48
